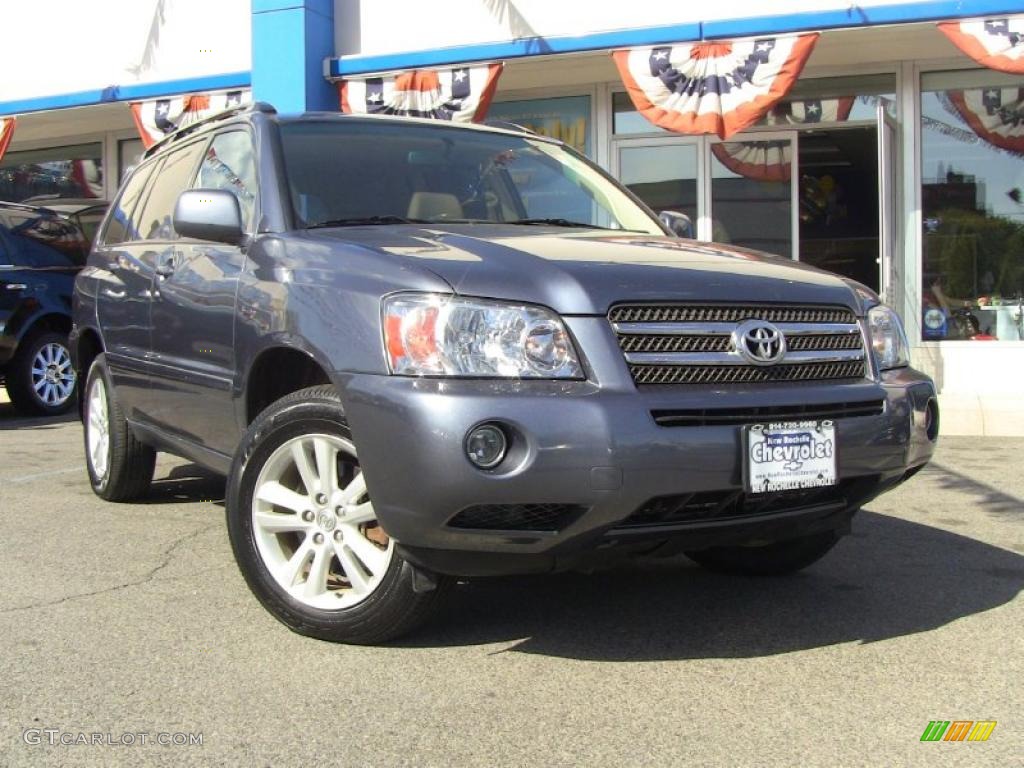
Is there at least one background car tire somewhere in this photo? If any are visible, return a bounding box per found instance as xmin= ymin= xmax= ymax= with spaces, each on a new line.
xmin=6 ymin=331 xmax=78 ymax=416
xmin=685 ymin=529 xmax=841 ymax=576
xmin=83 ymin=354 xmax=156 ymax=501
xmin=226 ymin=385 xmax=450 ymax=645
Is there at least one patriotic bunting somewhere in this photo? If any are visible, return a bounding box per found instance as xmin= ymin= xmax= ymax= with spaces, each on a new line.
xmin=0 ymin=117 xmax=15 ymax=164
xmin=711 ymin=141 xmax=792 ymax=183
xmin=945 ymin=86 xmax=1024 ymax=155
xmin=764 ymin=97 xmax=854 ymax=126
xmin=130 ymin=90 xmax=250 ymax=148
xmin=613 ymin=34 xmax=819 ymax=139
xmin=339 ymin=63 xmax=503 ymax=122
xmin=939 ymin=17 xmax=1024 ymax=74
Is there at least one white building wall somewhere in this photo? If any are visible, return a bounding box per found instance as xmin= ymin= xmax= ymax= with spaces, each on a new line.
xmin=335 ymin=0 xmax=936 ymax=57
xmin=0 ymin=0 xmax=251 ymax=103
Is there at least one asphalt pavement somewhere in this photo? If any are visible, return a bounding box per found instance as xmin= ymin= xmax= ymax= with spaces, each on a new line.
xmin=0 ymin=395 xmax=1021 ymax=767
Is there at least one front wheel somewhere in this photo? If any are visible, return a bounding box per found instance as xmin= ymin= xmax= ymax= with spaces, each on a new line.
xmin=685 ymin=529 xmax=842 ymax=576
xmin=227 ymin=386 xmax=449 ymax=644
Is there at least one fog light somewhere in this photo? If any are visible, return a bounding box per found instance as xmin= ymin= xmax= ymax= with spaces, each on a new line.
xmin=465 ymin=424 xmax=507 ymax=469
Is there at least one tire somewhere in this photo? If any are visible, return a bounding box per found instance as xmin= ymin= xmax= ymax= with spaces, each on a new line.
xmin=226 ymin=385 xmax=450 ymax=644
xmin=6 ymin=331 xmax=78 ymax=416
xmin=83 ymin=354 xmax=156 ymax=501
xmin=685 ymin=530 xmax=841 ymax=577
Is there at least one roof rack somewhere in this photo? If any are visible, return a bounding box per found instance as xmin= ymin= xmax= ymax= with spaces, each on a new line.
xmin=480 ymin=119 xmax=538 ymax=136
xmin=143 ymin=101 xmax=276 ymax=158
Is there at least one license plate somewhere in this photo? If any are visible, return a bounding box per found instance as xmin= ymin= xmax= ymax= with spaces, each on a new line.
xmin=745 ymin=420 xmax=837 ymax=494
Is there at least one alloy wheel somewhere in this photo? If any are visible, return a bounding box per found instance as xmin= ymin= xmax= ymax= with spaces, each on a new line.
xmin=31 ymin=342 xmax=76 ymax=407
xmin=252 ymin=433 xmax=394 ymax=610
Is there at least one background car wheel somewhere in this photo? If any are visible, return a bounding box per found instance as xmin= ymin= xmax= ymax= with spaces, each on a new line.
xmin=227 ymin=385 xmax=450 ymax=645
xmin=685 ymin=529 xmax=842 ymax=576
xmin=6 ymin=331 xmax=77 ymax=416
xmin=83 ymin=354 xmax=156 ymax=501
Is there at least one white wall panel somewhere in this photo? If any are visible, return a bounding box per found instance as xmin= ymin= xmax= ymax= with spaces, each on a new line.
xmin=0 ymin=0 xmax=251 ymax=102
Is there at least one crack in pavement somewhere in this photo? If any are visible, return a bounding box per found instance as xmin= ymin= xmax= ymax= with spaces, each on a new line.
xmin=0 ymin=523 xmax=222 ymax=615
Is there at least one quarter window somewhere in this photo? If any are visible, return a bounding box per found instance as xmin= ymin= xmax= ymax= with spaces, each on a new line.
xmin=101 ymin=161 xmax=155 ymax=245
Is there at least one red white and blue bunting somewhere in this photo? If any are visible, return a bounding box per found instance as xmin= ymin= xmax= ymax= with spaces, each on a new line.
xmin=130 ymin=90 xmax=250 ymax=148
xmin=339 ymin=63 xmax=503 ymax=122
xmin=763 ymin=96 xmax=854 ymax=126
xmin=613 ymin=34 xmax=819 ymax=139
xmin=711 ymin=141 xmax=792 ymax=183
xmin=939 ymin=16 xmax=1024 ymax=74
xmin=0 ymin=116 xmax=15 ymax=163
xmin=944 ymin=86 xmax=1024 ymax=155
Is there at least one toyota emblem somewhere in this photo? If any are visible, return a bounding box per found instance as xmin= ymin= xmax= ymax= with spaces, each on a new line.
xmin=733 ymin=319 xmax=786 ymax=366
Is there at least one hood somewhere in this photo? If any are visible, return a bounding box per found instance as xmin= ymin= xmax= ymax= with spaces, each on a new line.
xmin=302 ymin=225 xmax=863 ymax=316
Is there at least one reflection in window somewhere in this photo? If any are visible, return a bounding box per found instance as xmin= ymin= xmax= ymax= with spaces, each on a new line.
xmin=921 ymin=72 xmax=1024 ymax=342
xmin=711 ymin=140 xmax=792 ymax=258
xmin=0 ymin=143 xmax=104 ymax=203
xmin=198 ymin=132 xmax=257 ymax=231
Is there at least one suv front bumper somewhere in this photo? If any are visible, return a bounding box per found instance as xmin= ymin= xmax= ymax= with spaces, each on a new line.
xmin=339 ymin=367 xmax=937 ymax=577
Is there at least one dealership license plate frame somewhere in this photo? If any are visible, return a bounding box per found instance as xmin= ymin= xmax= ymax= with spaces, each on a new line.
xmin=744 ymin=420 xmax=838 ymax=495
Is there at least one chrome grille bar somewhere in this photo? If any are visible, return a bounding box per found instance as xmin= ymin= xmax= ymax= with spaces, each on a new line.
xmin=609 ymin=303 xmax=869 ymax=386
xmin=623 ymin=349 xmax=866 ymax=366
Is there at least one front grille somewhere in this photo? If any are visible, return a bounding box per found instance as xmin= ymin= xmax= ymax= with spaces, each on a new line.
xmin=630 ymin=360 xmax=867 ymax=386
xmin=447 ymin=504 xmax=586 ymax=532
xmin=609 ymin=304 xmax=856 ymax=325
xmin=618 ymin=478 xmax=870 ymax=529
xmin=651 ymin=399 xmax=885 ymax=427
xmin=610 ymin=302 xmax=868 ymax=386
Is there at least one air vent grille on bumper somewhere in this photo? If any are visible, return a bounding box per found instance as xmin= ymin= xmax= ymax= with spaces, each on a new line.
xmin=448 ymin=504 xmax=587 ymax=532
xmin=651 ymin=399 xmax=885 ymax=427
xmin=609 ymin=303 xmax=868 ymax=386
xmin=619 ymin=478 xmax=872 ymax=529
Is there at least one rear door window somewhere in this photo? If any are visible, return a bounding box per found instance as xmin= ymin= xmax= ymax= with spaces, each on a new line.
xmin=133 ymin=140 xmax=207 ymax=241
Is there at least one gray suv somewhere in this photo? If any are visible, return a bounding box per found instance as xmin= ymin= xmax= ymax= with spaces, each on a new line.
xmin=72 ymin=103 xmax=938 ymax=643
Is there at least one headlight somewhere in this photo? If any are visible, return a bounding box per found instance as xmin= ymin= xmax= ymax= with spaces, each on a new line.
xmin=382 ymin=293 xmax=584 ymax=378
xmin=867 ymin=304 xmax=911 ymax=371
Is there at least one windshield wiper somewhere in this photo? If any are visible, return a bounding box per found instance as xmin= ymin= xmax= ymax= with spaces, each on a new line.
xmin=305 ymin=215 xmax=428 ymax=229
xmin=507 ymin=217 xmax=613 ymax=230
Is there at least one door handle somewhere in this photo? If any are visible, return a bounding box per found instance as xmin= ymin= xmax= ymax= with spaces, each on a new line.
xmin=102 ymin=287 xmax=126 ymax=299
xmin=4 ymin=283 xmax=27 ymax=291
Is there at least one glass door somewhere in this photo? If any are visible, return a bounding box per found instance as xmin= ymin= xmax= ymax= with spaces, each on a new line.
xmin=614 ymin=138 xmax=702 ymax=237
xmin=877 ymin=101 xmax=898 ymax=305
xmin=708 ymin=132 xmax=798 ymax=260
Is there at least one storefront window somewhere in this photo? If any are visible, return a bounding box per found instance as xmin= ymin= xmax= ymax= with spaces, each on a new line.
xmin=118 ymin=138 xmax=145 ymax=182
xmin=753 ymin=74 xmax=895 ymax=126
xmin=488 ymin=95 xmax=591 ymax=156
xmin=921 ymin=70 xmax=1024 ymax=342
xmin=0 ymin=142 xmax=104 ymax=203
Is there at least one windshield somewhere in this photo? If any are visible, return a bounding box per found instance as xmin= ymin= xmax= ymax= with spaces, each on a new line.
xmin=279 ymin=119 xmax=663 ymax=234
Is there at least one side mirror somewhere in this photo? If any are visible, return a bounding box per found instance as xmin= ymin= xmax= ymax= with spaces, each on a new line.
xmin=174 ymin=189 xmax=244 ymax=245
xmin=659 ymin=210 xmax=694 ymax=239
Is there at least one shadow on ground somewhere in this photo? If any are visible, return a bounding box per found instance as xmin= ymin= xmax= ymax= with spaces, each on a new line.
xmin=143 ymin=463 xmax=226 ymax=506
xmin=0 ymin=401 xmax=78 ymax=430
xmin=402 ymin=510 xmax=1024 ymax=661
